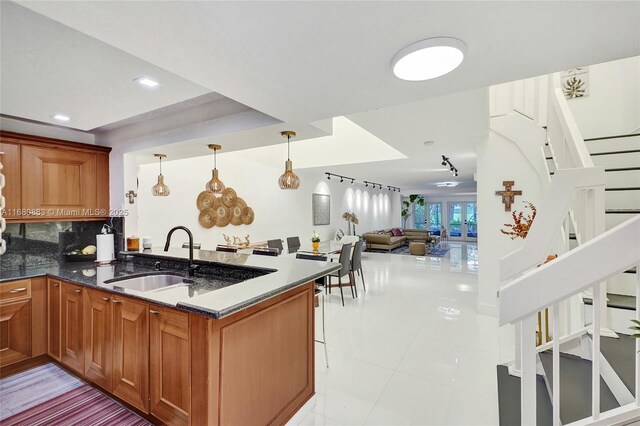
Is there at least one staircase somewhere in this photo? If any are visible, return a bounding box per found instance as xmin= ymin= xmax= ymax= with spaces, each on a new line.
xmin=492 ymin=73 xmax=640 ymax=425
xmin=546 ymin=133 xmax=640 ymax=333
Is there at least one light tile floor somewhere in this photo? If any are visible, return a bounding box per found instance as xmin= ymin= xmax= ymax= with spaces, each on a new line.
xmin=305 ymin=242 xmax=515 ymax=426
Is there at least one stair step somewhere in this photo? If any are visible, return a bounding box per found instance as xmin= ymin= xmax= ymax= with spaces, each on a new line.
xmin=605 ymin=187 xmax=640 ymax=191
xmin=600 ymin=333 xmax=636 ymax=397
xmin=583 ymin=293 xmax=636 ymax=311
xmin=584 ymin=133 xmax=640 ymax=142
xmin=497 ymin=365 xmax=553 ymax=426
xmin=606 ymin=209 xmax=640 ymax=215
xmin=606 ymin=167 xmax=640 ymax=172
xmin=538 ymin=351 xmax=619 ymax=424
xmin=591 ymin=149 xmax=640 ymax=156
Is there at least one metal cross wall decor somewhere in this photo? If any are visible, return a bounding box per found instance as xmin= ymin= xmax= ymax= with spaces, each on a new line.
xmin=495 ymin=181 xmax=522 ymax=211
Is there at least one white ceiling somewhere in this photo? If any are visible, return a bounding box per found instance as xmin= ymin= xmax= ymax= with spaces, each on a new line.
xmin=0 ymin=1 xmax=212 ymax=130
xmin=15 ymin=1 xmax=640 ymax=125
xmin=3 ymin=1 xmax=640 ymax=194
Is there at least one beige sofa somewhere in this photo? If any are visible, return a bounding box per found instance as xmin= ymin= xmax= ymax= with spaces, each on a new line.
xmin=363 ymin=228 xmax=439 ymax=252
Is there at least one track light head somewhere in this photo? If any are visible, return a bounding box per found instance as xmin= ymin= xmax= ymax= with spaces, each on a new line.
xmin=351 ymin=179 xmax=354 ymax=184
xmin=340 ymin=177 xmax=344 ymax=183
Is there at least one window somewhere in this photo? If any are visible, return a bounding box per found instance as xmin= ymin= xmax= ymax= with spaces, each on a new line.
xmin=427 ymin=203 xmax=442 ymax=235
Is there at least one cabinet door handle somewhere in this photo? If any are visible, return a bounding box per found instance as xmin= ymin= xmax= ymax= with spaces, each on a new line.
xmin=149 ymin=310 xmax=161 ymax=315
xmin=9 ymin=287 xmax=26 ymax=293
xmin=112 ymin=299 xmax=122 ymax=304
xmin=75 ymin=289 xmax=82 ymax=293
xmin=102 ymin=297 xmax=109 ymax=302
xmin=53 ymin=283 xmax=59 ymax=287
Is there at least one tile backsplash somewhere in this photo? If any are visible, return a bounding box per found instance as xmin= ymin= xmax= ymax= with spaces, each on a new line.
xmin=1 ymin=217 xmax=124 ymax=270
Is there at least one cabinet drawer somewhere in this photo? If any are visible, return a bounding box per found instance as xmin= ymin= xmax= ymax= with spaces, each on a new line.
xmin=0 ymin=279 xmax=31 ymax=302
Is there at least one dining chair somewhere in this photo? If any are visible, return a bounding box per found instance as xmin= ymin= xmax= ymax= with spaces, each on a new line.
xmin=296 ymin=252 xmax=329 ymax=368
xmin=252 ymin=247 xmax=279 ymax=257
xmin=216 ymin=245 xmax=238 ymax=253
xmin=267 ymin=239 xmax=284 ymax=254
xmin=351 ymin=239 xmax=366 ymax=294
xmin=327 ymin=242 xmax=354 ymax=306
xmin=340 ymin=235 xmax=359 ymax=245
xmin=287 ymin=236 xmax=301 ymax=253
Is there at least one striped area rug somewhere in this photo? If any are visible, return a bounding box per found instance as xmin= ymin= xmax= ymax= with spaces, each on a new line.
xmin=2 ymin=384 xmax=152 ymax=426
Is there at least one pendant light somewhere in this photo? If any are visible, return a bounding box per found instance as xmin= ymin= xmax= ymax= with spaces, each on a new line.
xmin=205 ymin=144 xmax=225 ymax=193
xmin=278 ymin=130 xmax=300 ymax=190
xmin=151 ymin=154 xmax=170 ymax=196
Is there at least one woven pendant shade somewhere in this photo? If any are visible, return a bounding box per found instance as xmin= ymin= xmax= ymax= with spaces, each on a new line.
xmin=205 ymin=144 xmax=225 ymax=193
xmin=278 ymin=160 xmax=300 ymax=189
xmin=278 ymin=130 xmax=300 ymax=190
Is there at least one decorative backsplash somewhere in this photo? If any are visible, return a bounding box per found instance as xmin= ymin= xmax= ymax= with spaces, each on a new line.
xmin=0 ymin=217 xmax=124 ymax=270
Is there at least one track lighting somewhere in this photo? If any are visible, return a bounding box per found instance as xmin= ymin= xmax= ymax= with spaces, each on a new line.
xmin=327 ymin=174 xmax=400 ymax=192
xmin=440 ymin=155 xmax=459 ymax=177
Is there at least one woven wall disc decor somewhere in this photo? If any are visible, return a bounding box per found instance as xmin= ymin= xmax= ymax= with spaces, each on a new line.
xmin=196 ymin=191 xmax=217 ymax=210
xmin=241 ymin=206 xmax=255 ymax=225
xmin=199 ymin=207 xmax=217 ymax=228
xmin=214 ymin=204 xmax=231 ymax=227
xmin=221 ymin=187 xmax=237 ymax=207
xmin=230 ymin=198 xmax=247 ymax=226
xmin=196 ymin=184 xmax=254 ymax=228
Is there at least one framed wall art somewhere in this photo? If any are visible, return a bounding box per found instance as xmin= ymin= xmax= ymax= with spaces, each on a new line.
xmin=312 ymin=193 xmax=330 ymax=225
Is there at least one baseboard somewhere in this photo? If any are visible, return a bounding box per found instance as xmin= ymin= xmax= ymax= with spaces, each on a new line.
xmin=0 ymin=354 xmax=51 ymax=379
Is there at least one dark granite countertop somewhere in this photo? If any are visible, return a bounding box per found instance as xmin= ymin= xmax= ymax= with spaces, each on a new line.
xmin=0 ymin=247 xmax=340 ymax=318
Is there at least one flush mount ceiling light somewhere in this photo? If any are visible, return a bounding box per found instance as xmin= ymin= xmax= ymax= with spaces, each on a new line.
xmin=51 ymin=114 xmax=70 ymax=122
xmin=436 ymin=182 xmax=459 ymax=188
xmin=135 ymin=76 xmax=159 ymax=88
xmin=392 ymin=37 xmax=466 ymax=81
xmin=278 ymin=131 xmax=301 ymax=190
xmin=151 ymin=154 xmax=170 ymax=196
xmin=205 ymin=144 xmax=225 ymax=193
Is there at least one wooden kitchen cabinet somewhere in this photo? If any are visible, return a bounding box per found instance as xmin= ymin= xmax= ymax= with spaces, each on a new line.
xmin=0 ymin=141 xmax=21 ymax=219
xmin=48 ymin=278 xmax=61 ymax=361
xmin=30 ymin=278 xmax=47 ymax=357
xmin=0 ymin=131 xmax=111 ymax=221
xmin=22 ymin=145 xmax=97 ymax=218
xmin=150 ymin=305 xmax=190 ymax=425
xmin=0 ymin=299 xmax=32 ymax=366
xmin=84 ymin=289 xmax=113 ymax=391
xmin=112 ymin=295 xmax=149 ymax=412
xmin=60 ymin=282 xmax=84 ymax=374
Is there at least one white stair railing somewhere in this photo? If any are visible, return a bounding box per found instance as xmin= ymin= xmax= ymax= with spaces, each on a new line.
xmin=500 ymin=216 xmax=640 ymax=426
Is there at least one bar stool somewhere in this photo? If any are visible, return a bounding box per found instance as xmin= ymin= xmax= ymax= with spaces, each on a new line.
xmin=296 ymin=252 xmax=329 ymax=368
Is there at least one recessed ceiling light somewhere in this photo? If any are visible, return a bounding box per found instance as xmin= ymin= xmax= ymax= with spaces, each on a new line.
xmin=135 ymin=77 xmax=159 ymax=88
xmin=51 ymin=114 xmax=70 ymax=122
xmin=423 ymin=140 xmax=435 ymax=147
xmin=392 ymin=37 xmax=466 ymax=81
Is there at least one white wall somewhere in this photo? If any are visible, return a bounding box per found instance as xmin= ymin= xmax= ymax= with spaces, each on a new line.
xmin=134 ymin=153 xmax=401 ymax=249
xmin=476 ymin=131 xmax=545 ymax=316
xmin=567 ymin=56 xmax=640 ymax=138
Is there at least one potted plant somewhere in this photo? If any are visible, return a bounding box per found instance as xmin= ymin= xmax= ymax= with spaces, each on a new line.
xmin=311 ymin=231 xmax=321 ymax=251
xmin=342 ymin=211 xmax=359 ymax=235
xmin=401 ymin=195 xmax=424 ymax=228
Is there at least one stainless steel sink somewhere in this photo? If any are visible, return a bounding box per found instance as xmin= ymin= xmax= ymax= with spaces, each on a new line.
xmin=108 ymin=274 xmax=189 ymax=292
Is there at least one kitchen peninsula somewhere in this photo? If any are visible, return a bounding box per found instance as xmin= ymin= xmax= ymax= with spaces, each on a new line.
xmin=0 ymin=246 xmax=339 ymax=425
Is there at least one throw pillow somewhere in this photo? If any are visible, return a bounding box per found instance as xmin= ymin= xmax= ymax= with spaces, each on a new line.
xmin=391 ymin=228 xmax=404 ymax=237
